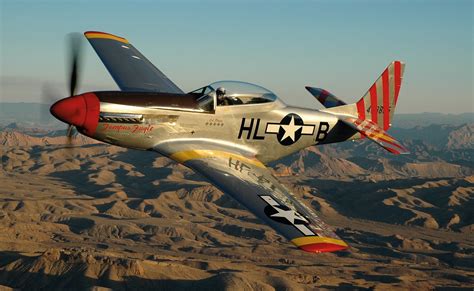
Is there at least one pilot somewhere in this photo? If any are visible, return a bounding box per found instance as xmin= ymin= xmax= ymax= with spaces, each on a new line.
xmin=216 ymin=87 xmax=230 ymax=105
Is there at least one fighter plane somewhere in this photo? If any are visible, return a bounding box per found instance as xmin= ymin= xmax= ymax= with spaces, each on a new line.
xmin=50 ymin=31 xmax=407 ymax=253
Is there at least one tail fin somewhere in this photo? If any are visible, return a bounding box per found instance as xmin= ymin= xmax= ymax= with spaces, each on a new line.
xmin=322 ymin=61 xmax=408 ymax=155
xmin=355 ymin=61 xmax=405 ymax=130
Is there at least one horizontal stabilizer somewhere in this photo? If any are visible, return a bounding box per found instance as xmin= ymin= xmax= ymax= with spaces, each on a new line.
xmin=342 ymin=117 xmax=409 ymax=155
xmin=305 ymin=86 xmax=346 ymax=108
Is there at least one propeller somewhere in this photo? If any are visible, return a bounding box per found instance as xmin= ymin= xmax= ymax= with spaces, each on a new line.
xmin=65 ymin=32 xmax=84 ymax=146
xmin=68 ymin=32 xmax=83 ymax=98
xmin=42 ymin=32 xmax=84 ymax=147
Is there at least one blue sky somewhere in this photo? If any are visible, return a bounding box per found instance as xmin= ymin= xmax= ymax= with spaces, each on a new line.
xmin=1 ymin=0 xmax=472 ymax=113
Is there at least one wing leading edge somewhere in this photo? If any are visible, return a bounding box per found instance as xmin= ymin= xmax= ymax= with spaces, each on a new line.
xmin=84 ymin=31 xmax=183 ymax=94
xmin=163 ymin=146 xmax=348 ymax=253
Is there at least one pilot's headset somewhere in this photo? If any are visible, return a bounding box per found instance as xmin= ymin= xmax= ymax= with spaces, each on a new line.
xmin=216 ymin=87 xmax=226 ymax=97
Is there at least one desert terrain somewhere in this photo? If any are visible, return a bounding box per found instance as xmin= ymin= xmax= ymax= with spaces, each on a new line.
xmin=0 ymin=113 xmax=473 ymax=290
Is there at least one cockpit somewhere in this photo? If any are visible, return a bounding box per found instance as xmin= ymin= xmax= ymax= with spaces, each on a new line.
xmin=189 ymin=81 xmax=278 ymax=112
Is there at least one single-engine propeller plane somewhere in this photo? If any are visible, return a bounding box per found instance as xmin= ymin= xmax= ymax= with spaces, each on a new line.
xmin=50 ymin=31 xmax=407 ymax=253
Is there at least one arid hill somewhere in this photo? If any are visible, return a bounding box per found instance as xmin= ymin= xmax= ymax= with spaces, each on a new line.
xmin=0 ymin=122 xmax=472 ymax=290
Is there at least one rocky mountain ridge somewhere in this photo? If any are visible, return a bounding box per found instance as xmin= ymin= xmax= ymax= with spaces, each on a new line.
xmin=0 ymin=121 xmax=472 ymax=290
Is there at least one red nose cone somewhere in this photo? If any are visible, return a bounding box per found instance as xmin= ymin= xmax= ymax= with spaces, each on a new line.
xmin=50 ymin=93 xmax=100 ymax=136
xmin=50 ymin=95 xmax=86 ymax=126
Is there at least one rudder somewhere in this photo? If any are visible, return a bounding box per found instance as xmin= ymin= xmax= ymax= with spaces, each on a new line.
xmin=356 ymin=61 xmax=405 ymax=130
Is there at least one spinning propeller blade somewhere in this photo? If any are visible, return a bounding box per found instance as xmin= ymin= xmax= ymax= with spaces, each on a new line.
xmin=43 ymin=33 xmax=85 ymax=147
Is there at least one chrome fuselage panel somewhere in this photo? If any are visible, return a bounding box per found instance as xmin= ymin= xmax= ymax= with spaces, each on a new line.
xmin=92 ymin=99 xmax=357 ymax=164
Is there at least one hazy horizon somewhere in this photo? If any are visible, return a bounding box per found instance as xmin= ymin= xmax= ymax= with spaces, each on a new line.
xmin=1 ymin=99 xmax=473 ymax=115
xmin=1 ymin=0 xmax=472 ymax=114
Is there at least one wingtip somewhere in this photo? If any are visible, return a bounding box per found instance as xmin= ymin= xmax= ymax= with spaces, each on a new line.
xmin=305 ymin=86 xmax=317 ymax=95
xmin=291 ymin=236 xmax=349 ymax=254
xmin=84 ymin=31 xmax=129 ymax=44
xmin=299 ymin=242 xmax=349 ymax=253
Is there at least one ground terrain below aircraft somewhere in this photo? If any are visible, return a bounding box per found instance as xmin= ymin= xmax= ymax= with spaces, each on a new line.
xmin=50 ymin=31 xmax=407 ymax=253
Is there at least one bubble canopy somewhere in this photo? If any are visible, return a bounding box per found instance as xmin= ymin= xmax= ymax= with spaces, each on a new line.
xmin=209 ymin=81 xmax=277 ymax=103
xmin=188 ymin=81 xmax=278 ymax=111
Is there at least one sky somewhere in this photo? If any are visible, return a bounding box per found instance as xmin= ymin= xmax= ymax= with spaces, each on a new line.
xmin=0 ymin=0 xmax=472 ymax=113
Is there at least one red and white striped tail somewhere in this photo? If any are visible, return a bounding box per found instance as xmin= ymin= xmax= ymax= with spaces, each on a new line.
xmin=342 ymin=117 xmax=409 ymax=155
xmin=355 ymin=61 xmax=405 ymax=130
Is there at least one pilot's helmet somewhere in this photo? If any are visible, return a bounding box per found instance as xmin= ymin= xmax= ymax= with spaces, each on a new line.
xmin=216 ymin=87 xmax=226 ymax=96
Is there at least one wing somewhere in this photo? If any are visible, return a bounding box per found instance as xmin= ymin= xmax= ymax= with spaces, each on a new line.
xmin=157 ymin=142 xmax=348 ymax=253
xmin=84 ymin=31 xmax=184 ymax=94
xmin=342 ymin=116 xmax=409 ymax=154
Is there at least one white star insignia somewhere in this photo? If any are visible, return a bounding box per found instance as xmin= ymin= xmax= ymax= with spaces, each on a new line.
xmin=270 ymin=206 xmax=308 ymax=225
xmin=280 ymin=116 xmax=301 ymax=142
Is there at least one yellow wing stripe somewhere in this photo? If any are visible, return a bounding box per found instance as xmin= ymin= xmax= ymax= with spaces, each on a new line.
xmin=291 ymin=236 xmax=348 ymax=247
xmin=367 ymin=131 xmax=396 ymax=143
xmin=84 ymin=31 xmax=129 ymax=44
xmin=170 ymin=150 xmax=265 ymax=168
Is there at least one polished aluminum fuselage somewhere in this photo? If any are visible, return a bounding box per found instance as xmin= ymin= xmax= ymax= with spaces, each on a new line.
xmin=93 ymin=98 xmax=356 ymax=164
